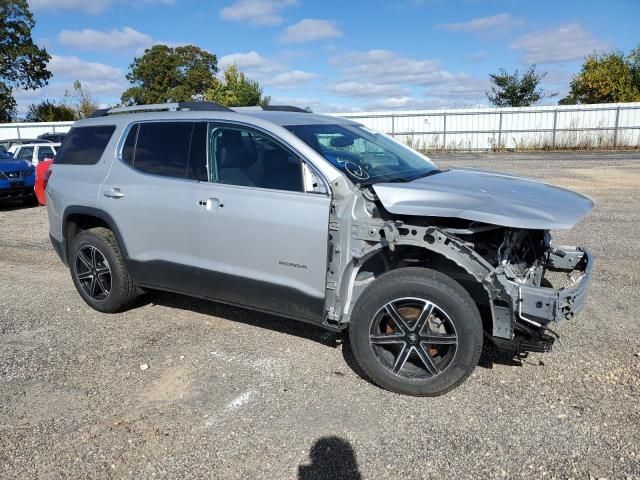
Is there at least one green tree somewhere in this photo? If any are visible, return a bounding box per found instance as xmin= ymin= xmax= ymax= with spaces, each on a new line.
xmin=65 ymin=80 xmax=99 ymax=118
xmin=486 ymin=65 xmax=555 ymax=107
xmin=0 ymin=0 xmax=52 ymax=121
xmin=25 ymin=100 xmax=76 ymax=122
xmin=121 ymin=45 xmax=218 ymax=105
xmin=205 ymin=64 xmax=270 ymax=107
xmin=560 ymin=47 xmax=640 ymax=104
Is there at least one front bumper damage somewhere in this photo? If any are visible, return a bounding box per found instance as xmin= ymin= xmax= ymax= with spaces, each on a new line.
xmin=517 ymin=246 xmax=593 ymax=325
xmin=492 ymin=246 xmax=593 ymax=353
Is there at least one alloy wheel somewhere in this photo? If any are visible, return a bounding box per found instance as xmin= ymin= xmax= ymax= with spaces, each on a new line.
xmin=369 ymin=297 xmax=458 ymax=379
xmin=75 ymin=245 xmax=112 ymax=300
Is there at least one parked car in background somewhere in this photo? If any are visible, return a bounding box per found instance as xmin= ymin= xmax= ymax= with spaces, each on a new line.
xmin=0 ymin=148 xmax=36 ymax=205
xmin=34 ymin=159 xmax=53 ymax=205
xmin=0 ymin=138 xmax=52 ymax=150
xmin=38 ymin=132 xmax=67 ymax=143
xmin=9 ymin=143 xmax=59 ymax=165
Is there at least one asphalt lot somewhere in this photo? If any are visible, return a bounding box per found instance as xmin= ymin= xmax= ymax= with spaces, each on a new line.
xmin=1 ymin=151 xmax=639 ymax=479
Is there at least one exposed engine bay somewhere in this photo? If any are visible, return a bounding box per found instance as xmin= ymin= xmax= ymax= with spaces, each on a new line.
xmin=324 ymin=172 xmax=593 ymax=360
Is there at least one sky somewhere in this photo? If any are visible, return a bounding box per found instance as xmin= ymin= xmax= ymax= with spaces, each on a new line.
xmin=16 ymin=0 xmax=640 ymax=113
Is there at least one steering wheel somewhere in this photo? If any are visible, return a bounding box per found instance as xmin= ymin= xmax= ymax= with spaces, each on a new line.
xmin=344 ymin=161 xmax=370 ymax=180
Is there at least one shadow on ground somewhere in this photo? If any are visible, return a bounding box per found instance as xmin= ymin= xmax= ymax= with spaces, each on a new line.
xmin=298 ymin=436 xmax=362 ymax=480
xmin=145 ymin=290 xmax=524 ymax=389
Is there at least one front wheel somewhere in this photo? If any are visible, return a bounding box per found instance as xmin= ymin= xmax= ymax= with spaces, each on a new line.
xmin=349 ymin=267 xmax=483 ymax=396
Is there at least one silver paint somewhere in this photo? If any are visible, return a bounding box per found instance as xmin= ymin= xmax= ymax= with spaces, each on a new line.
xmin=373 ymin=167 xmax=594 ymax=229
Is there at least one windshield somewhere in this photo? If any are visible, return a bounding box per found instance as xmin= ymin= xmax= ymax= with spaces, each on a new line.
xmin=285 ymin=123 xmax=438 ymax=184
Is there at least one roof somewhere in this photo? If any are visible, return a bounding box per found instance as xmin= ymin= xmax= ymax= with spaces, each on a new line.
xmin=75 ymin=107 xmax=358 ymax=131
xmin=233 ymin=110 xmax=357 ymax=126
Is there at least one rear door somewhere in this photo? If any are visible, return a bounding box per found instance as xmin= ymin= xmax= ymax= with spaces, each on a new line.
xmin=194 ymin=123 xmax=331 ymax=322
xmin=99 ymin=121 xmax=212 ymax=294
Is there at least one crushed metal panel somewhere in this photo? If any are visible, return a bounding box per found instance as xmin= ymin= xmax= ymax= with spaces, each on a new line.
xmin=373 ymin=168 xmax=594 ymax=230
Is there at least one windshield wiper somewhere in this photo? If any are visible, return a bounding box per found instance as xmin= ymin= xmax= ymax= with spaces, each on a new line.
xmin=361 ymin=169 xmax=445 ymax=185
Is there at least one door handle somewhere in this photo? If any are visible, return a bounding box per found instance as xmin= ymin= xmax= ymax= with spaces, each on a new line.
xmin=199 ymin=197 xmax=224 ymax=209
xmin=104 ymin=188 xmax=125 ymax=198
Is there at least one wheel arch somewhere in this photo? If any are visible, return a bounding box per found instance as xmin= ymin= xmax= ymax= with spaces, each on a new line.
xmin=341 ymin=236 xmax=503 ymax=337
xmin=62 ymin=206 xmax=129 ymax=262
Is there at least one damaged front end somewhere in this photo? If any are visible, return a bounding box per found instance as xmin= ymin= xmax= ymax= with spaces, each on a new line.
xmin=324 ymin=164 xmax=595 ymax=357
xmin=442 ymin=224 xmax=593 ymax=354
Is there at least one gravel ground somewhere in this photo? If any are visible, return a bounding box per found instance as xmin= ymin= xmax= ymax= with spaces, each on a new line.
xmin=1 ymin=151 xmax=639 ymax=479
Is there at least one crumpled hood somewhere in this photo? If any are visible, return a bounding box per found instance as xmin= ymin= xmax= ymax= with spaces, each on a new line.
xmin=0 ymin=158 xmax=31 ymax=172
xmin=372 ymin=167 xmax=594 ymax=229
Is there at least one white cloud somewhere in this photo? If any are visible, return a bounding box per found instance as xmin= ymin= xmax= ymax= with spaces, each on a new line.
xmin=218 ymin=51 xmax=316 ymax=89
xmin=436 ymin=13 xmax=522 ymax=33
xmin=29 ymin=0 xmax=174 ymax=14
xmin=265 ymin=70 xmax=317 ymax=88
xmin=331 ymin=49 xmax=457 ymax=86
xmin=328 ymin=81 xmax=410 ymax=98
xmin=325 ymin=49 xmax=489 ymax=111
xmin=426 ymin=77 xmax=488 ymax=99
xmin=49 ymin=55 xmax=124 ymax=82
xmin=14 ymin=56 xmax=127 ymax=113
xmin=220 ymin=0 xmax=297 ymax=26
xmin=511 ymin=23 xmax=608 ymax=64
xmin=219 ymin=50 xmax=282 ymax=74
xmin=58 ymin=27 xmax=154 ymax=51
xmin=280 ymin=19 xmax=342 ymax=44
xmin=469 ymin=51 xmax=488 ymax=61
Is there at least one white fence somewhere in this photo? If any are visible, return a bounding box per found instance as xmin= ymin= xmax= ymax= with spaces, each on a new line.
xmin=3 ymin=102 xmax=640 ymax=151
xmin=330 ymin=102 xmax=640 ymax=151
xmin=0 ymin=121 xmax=74 ymax=141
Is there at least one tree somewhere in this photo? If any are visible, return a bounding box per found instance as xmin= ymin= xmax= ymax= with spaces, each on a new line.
xmin=65 ymin=80 xmax=99 ymax=118
xmin=486 ymin=65 xmax=556 ymax=107
xmin=0 ymin=0 xmax=52 ymax=121
xmin=205 ymin=64 xmax=270 ymax=107
xmin=121 ymin=45 xmax=218 ymax=105
xmin=560 ymin=47 xmax=640 ymax=104
xmin=25 ymin=100 xmax=76 ymax=122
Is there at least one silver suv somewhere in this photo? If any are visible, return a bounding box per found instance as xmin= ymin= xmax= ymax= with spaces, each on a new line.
xmin=47 ymin=102 xmax=594 ymax=396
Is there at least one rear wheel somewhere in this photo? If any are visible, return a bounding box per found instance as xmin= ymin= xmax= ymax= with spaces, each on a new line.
xmin=69 ymin=227 xmax=139 ymax=313
xmin=349 ymin=267 xmax=483 ymax=396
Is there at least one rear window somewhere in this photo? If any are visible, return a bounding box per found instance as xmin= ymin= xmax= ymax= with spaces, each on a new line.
xmin=54 ymin=125 xmax=116 ymax=165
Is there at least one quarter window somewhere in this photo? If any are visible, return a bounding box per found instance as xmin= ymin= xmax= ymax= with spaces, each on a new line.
xmin=55 ymin=125 xmax=116 ymax=165
xmin=208 ymin=125 xmax=303 ymax=192
xmin=38 ymin=146 xmax=55 ymax=161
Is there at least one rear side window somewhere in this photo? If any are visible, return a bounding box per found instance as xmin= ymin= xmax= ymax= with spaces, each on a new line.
xmin=122 ymin=121 xmax=207 ymax=181
xmin=55 ymin=125 xmax=116 ymax=165
xmin=38 ymin=146 xmax=55 ymax=161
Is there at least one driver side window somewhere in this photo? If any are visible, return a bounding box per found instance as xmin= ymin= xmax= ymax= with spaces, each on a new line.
xmin=208 ymin=124 xmax=304 ymax=193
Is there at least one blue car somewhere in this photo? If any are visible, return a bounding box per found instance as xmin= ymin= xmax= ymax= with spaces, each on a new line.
xmin=0 ymin=149 xmax=36 ymax=204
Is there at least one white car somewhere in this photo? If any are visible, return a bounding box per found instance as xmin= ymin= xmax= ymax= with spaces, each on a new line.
xmin=9 ymin=143 xmax=60 ymax=165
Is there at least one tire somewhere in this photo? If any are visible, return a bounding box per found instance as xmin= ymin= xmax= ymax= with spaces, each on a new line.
xmin=349 ymin=267 xmax=483 ymax=396
xmin=69 ymin=227 xmax=139 ymax=313
xmin=22 ymin=194 xmax=39 ymax=207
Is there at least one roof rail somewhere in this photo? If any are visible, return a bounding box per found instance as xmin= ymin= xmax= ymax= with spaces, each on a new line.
xmin=261 ymin=105 xmax=309 ymax=113
xmin=230 ymin=105 xmax=309 ymax=113
xmin=89 ymin=101 xmax=232 ymax=118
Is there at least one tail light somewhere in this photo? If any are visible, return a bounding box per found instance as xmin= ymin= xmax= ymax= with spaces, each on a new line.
xmin=43 ymin=159 xmax=53 ymax=190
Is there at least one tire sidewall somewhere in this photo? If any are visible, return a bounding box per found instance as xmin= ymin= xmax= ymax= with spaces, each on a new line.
xmin=70 ymin=231 xmax=125 ymax=313
xmin=350 ymin=269 xmax=483 ymax=396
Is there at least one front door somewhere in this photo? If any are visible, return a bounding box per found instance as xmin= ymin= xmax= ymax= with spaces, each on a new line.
xmin=196 ymin=123 xmax=331 ymax=322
